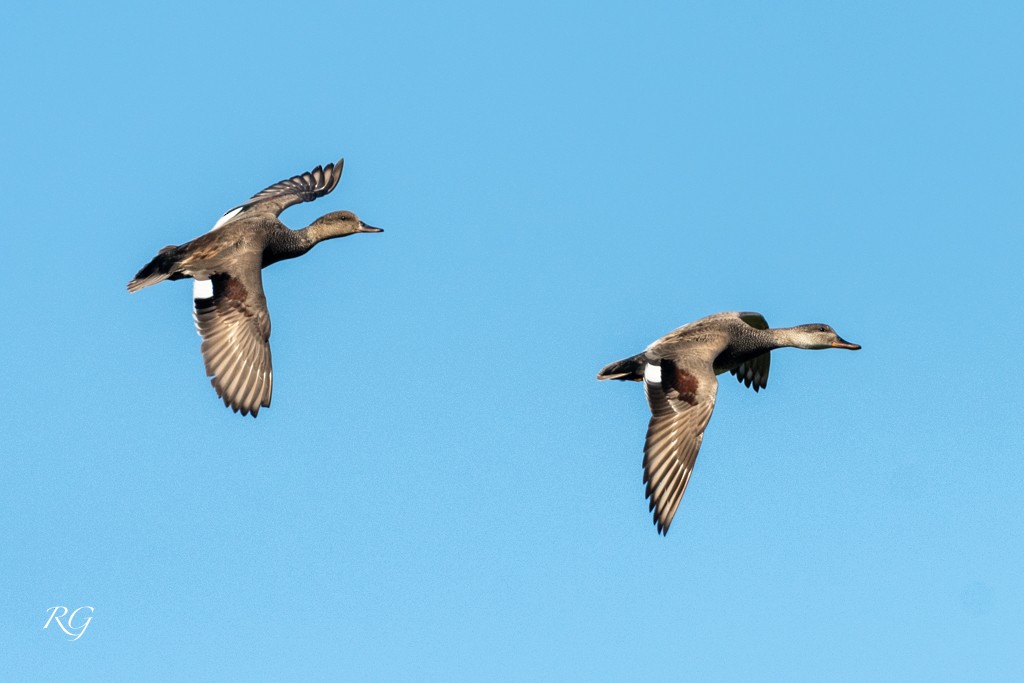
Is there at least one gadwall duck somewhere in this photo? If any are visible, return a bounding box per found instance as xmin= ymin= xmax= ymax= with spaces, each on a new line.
xmin=598 ymin=311 xmax=860 ymax=535
xmin=128 ymin=157 xmax=381 ymax=417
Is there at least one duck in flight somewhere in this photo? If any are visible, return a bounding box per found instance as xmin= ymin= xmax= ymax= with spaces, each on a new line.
xmin=598 ymin=311 xmax=860 ymax=535
xmin=128 ymin=157 xmax=381 ymax=417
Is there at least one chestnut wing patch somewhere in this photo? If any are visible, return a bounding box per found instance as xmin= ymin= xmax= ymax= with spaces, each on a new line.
xmin=660 ymin=359 xmax=700 ymax=406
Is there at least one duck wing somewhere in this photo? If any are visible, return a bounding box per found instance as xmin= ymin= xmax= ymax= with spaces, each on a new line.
xmin=210 ymin=158 xmax=344 ymax=229
xmin=192 ymin=263 xmax=273 ymax=417
xmin=641 ymin=358 xmax=718 ymax=535
xmin=729 ymin=352 xmax=770 ymax=392
xmin=729 ymin=311 xmax=771 ymax=391
xmin=737 ymin=311 xmax=769 ymax=329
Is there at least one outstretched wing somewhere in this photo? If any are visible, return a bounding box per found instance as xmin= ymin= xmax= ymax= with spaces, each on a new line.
xmin=192 ymin=265 xmax=273 ymax=417
xmin=210 ymin=157 xmax=345 ymax=230
xmin=641 ymin=358 xmax=718 ymax=535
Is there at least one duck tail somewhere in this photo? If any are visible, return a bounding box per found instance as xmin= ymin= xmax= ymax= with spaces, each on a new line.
xmin=127 ymin=245 xmax=183 ymax=293
xmin=597 ymin=353 xmax=646 ymax=381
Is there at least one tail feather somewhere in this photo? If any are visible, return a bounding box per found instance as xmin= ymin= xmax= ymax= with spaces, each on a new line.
xmin=128 ymin=245 xmax=182 ymax=293
xmin=597 ymin=353 xmax=646 ymax=381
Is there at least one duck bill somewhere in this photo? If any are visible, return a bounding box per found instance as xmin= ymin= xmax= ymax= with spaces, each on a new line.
xmin=831 ymin=337 xmax=861 ymax=350
xmin=357 ymin=223 xmax=383 ymax=233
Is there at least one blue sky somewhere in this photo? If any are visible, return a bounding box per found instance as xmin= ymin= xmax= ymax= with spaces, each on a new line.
xmin=2 ymin=1 xmax=1022 ymax=679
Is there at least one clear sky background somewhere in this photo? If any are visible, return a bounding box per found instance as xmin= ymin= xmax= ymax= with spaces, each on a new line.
xmin=2 ymin=1 xmax=1022 ymax=679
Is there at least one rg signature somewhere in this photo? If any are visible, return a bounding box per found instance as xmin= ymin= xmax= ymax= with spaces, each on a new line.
xmin=44 ymin=606 xmax=94 ymax=641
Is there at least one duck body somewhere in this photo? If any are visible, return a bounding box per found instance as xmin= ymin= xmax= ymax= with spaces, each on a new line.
xmin=601 ymin=313 xmax=778 ymax=384
xmin=129 ymin=158 xmax=381 ymax=417
xmin=132 ymin=215 xmax=310 ymax=287
xmin=598 ymin=311 xmax=860 ymax=535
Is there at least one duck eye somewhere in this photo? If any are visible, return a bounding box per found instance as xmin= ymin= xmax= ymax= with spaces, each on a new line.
xmin=818 ymin=326 xmax=826 ymax=332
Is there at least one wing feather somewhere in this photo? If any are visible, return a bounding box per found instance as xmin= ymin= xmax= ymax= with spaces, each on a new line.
xmin=729 ymin=352 xmax=771 ymax=392
xmin=737 ymin=311 xmax=769 ymax=330
xmin=641 ymin=359 xmax=718 ymax=535
xmin=729 ymin=312 xmax=771 ymax=392
xmin=209 ymin=157 xmax=345 ymax=230
xmin=241 ymin=158 xmax=344 ymax=217
xmin=192 ymin=268 xmax=273 ymax=417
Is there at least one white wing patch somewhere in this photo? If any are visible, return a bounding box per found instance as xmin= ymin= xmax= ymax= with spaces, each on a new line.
xmin=210 ymin=205 xmax=244 ymax=231
xmin=193 ymin=279 xmax=213 ymax=339
xmin=193 ymin=278 xmax=213 ymax=300
xmin=644 ymin=363 xmax=662 ymax=384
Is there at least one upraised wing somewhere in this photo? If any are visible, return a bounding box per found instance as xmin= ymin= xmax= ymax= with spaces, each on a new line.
xmin=211 ymin=157 xmax=345 ymax=230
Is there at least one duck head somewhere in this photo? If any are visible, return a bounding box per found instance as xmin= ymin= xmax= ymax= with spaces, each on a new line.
xmin=788 ymin=324 xmax=861 ymax=350
xmin=312 ymin=210 xmax=383 ymax=238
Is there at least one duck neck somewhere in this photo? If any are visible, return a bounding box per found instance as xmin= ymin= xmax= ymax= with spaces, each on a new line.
xmin=263 ymin=225 xmax=333 ymax=266
xmin=283 ymin=223 xmax=349 ymax=256
xmin=296 ymin=222 xmax=347 ymax=248
xmin=765 ymin=326 xmax=814 ymax=350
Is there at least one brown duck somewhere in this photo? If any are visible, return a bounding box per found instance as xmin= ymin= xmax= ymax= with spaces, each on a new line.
xmin=128 ymin=157 xmax=381 ymax=417
xmin=598 ymin=311 xmax=860 ymax=535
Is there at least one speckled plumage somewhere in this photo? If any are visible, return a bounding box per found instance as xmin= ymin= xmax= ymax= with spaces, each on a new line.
xmin=129 ymin=157 xmax=382 ymax=417
xmin=598 ymin=311 xmax=860 ymax=535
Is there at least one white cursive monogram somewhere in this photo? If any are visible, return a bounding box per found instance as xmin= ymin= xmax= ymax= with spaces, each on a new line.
xmin=44 ymin=606 xmax=94 ymax=641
